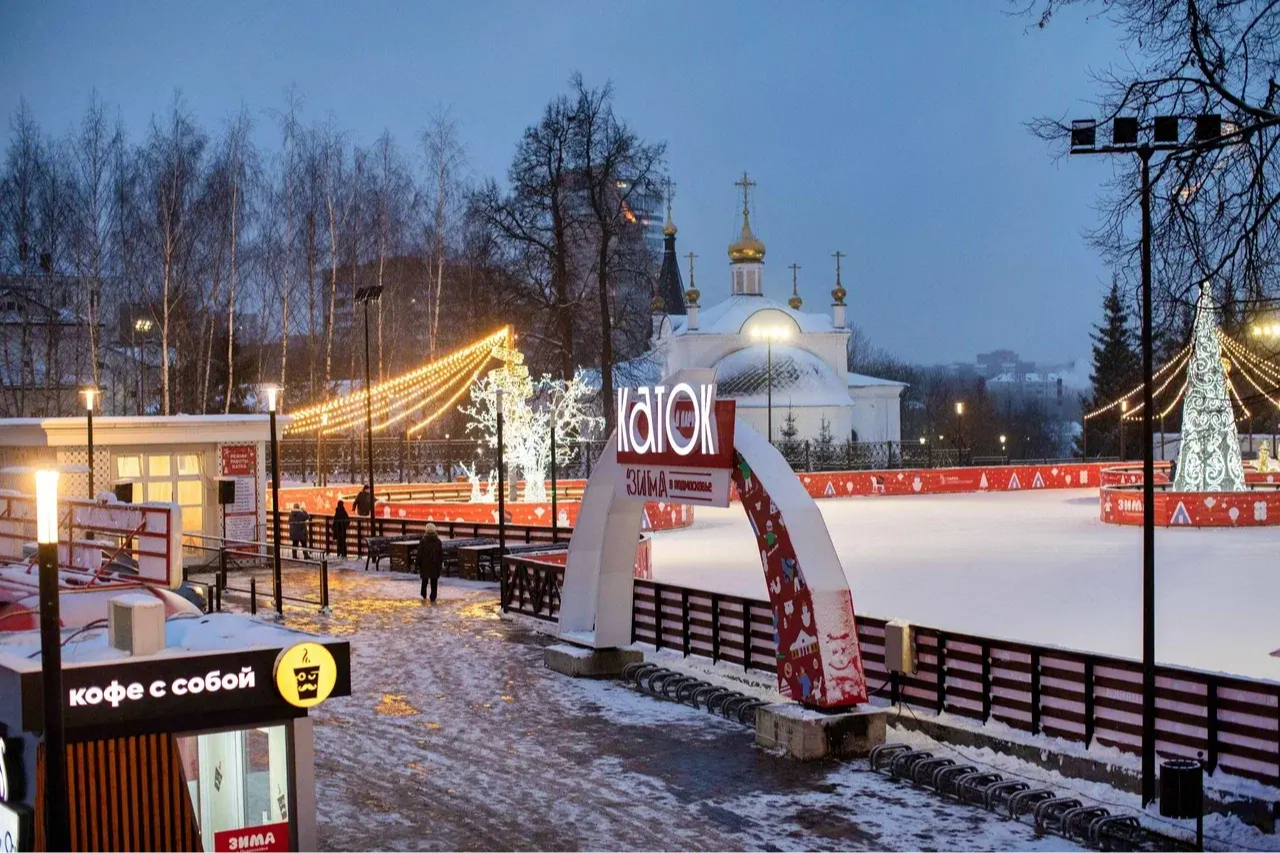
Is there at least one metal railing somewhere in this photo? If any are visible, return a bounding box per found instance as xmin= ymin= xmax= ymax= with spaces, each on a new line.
xmin=182 ymin=532 xmax=330 ymax=613
xmin=497 ymin=565 xmax=1280 ymax=789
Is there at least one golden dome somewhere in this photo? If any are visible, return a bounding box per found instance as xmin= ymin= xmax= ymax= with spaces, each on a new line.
xmin=788 ymin=293 xmax=803 ymax=310
xmin=663 ymin=219 xmax=677 ymax=237
xmin=831 ymin=285 xmax=847 ymax=305
xmin=651 ymin=295 xmax=666 ymax=313
xmin=685 ymin=287 xmax=700 ymax=306
xmin=728 ymin=212 xmax=766 ymax=264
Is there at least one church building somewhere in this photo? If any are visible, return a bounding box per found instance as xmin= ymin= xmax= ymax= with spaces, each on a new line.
xmin=647 ymin=173 xmax=904 ymax=444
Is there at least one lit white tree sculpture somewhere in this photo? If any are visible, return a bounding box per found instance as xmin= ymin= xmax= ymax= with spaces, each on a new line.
xmin=1173 ymin=281 xmax=1246 ymax=492
xmin=461 ymin=366 xmax=602 ymax=503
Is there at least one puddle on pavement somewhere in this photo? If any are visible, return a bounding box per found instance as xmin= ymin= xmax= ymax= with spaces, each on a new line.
xmin=458 ymin=600 xmax=500 ymax=620
xmin=374 ymin=693 xmax=421 ymax=717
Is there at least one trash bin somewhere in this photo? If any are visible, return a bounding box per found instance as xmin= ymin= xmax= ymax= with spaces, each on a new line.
xmin=1159 ymin=758 xmax=1203 ymax=819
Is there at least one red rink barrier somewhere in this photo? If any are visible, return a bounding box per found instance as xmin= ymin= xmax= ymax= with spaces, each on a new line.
xmin=276 ymin=483 xmax=694 ymax=531
xmin=782 ymin=462 xmax=1112 ymax=500
xmin=1099 ymin=463 xmax=1280 ymax=526
xmin=514 ymin=536 xmax=651 ymax=578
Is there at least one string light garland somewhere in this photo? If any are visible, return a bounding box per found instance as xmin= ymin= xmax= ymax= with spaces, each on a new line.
xmin=1083 ymin=343 xmax=1192 ymax=420
xmin=285 ymin=328 xmax=512 ymax=436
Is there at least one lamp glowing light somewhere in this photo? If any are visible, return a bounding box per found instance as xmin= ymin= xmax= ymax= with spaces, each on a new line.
xmin=80 ymin=387 xmax=98 ymax=411
xmin=35 ymin=469 xmax=60 ymax=544
xmin=919 ymin=437 xmax=926 ymax=445
xmin=955 ymin=402 xmax=965 ymax=416
xmin=264 ymin=385 xmax=280 ymax=413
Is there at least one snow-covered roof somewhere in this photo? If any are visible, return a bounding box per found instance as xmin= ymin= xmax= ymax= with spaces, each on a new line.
xmin=0 ymin=613 xmax=331 ymax=668
xmin=0 ymin=414 xmax=285 ymax=447
xmin=679 ymin=294 xmax=839 ymax=336
xmin=713 ymin=344 xmax=853 ymax=408
xmin=846 ymin=372 xmax=908 ymax=389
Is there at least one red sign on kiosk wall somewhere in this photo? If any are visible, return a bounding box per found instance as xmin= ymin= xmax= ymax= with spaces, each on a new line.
xmin=214 ymin=821 xmax=291 ymax=852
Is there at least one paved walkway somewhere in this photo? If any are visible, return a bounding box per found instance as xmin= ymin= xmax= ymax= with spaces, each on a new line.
xmin=248 ymin=568 xmax=1078 ymax=851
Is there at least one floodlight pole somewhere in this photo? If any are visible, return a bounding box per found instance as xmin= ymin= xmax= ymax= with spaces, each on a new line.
xmin=1138 ymin=146 xmax=1157 ymax=806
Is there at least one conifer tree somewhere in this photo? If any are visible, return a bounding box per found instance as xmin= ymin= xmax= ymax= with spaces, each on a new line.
xmin=1079 ymin=278 xmax=1139 ymax=458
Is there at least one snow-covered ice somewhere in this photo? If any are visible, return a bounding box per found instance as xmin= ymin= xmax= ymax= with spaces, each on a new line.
xmin=650 ymin=489 xmax=1280 ymax=680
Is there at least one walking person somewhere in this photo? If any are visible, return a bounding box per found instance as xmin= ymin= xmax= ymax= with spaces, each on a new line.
xmin=417 ymin=522 xmax=444 ymax=603
xmin=354 ymin=484 xmax=373 ymax=516
xmin=288 ymin=503 xmax=311 ymax=559
xmin=333 ymin=500 xmax=350 ymax=559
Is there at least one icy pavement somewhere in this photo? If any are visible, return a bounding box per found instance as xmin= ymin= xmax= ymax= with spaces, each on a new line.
xmin=253 ymin=569 xmax=1081 ymax=851
xmin=649 ymin=489 xmax=1280 ymax=680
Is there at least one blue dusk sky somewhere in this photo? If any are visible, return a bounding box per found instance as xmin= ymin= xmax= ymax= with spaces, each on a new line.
xmin=0 ymin=2 xmax=1128 ymax=367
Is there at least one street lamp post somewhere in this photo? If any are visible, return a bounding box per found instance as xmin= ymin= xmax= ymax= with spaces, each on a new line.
xmin=496 ymin=389 xmax=506 ymax=573
xmin=266 ymin=386 xmax=283 ymax=616
xmin=955 ymin=401 xmax=965 ymax=465
xmin=355 ymin=286 xmax=383 ymax=525
xmin=81 ymin=388 xmax=98 ymax=498
xmin=550 ymin=419 xmax=558 ymax=544
xmin=1067 ymin=110 xmax=1278 ymax=805
xmin=751 ymin=326 xmax=791 ymax=442
xmin=35 ymin=469 xmax=70 ymax=852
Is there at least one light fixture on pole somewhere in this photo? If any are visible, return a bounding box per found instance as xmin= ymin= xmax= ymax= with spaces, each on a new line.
xmin=35 ymin=468 xmax=70 ymax=852
xmin=81 ymin=387 xmax=98 ymax=499
xmin=134 ymin=317 xmax=153 ymax=416
xmin=999 ymin=434 xmax=1007 ymax=458
xmin=955 ymin=401 xmax=965 ymax=464
xmin=265 ymin=385 xmax=283 ymax=616
xmin=750 ymin=326 xmax=791 ymax=442
xmin=1067 ymin=109 xmax=1279 ymax=806
xmin=354 ymin=286 xmax=383 ymax=531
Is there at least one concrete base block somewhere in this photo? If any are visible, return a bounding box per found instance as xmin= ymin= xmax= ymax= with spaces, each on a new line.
xmin=755 ymin=702 xmax=888 ymax=760
xmin=544 ymin=643 xmax=643 ymax=678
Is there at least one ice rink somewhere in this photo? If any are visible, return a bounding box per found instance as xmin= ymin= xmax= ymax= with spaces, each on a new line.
xmin=649 ymin=489 xmax=1280 ymax=681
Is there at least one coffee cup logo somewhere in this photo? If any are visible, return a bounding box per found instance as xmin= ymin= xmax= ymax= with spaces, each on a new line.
xmin=273 ymin=642 xmax=337 ymax=709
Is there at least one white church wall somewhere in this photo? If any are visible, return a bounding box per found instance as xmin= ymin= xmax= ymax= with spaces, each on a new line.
xmin=734 ymin=402 xmax=854 ymax=444
xmin=850 ymin=389 xmax=903 ymax=444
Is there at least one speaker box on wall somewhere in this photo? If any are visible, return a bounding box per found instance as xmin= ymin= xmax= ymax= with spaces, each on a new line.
xmin=217 ymin=478 xmax=236 ymax=506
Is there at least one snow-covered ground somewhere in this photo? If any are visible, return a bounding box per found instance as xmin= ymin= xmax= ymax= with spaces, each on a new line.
xmin=250 ymin=570 xmax=1081 ymax=851
xmin=649 ymin=489 xmax=1280 ymax=681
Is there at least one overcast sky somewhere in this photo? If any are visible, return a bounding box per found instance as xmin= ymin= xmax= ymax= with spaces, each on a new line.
xmin=0 ymin=2 xmax=1130 ymax=367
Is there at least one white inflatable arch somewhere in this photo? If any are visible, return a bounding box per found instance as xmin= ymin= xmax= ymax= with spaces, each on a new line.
xmin=559 ymin=399 xmax=869 ymax=708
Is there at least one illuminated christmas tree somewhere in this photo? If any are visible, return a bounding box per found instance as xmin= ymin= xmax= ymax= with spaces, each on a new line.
xmin=1174 ymin=281 xmax=1246 ymax=492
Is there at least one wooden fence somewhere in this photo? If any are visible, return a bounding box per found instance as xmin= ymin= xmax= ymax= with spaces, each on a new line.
xmin=501 ymin=568 xmax=1280 ymax=788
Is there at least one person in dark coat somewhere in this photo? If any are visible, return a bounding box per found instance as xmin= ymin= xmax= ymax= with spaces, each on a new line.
xmin=288 ymin=503 xmax=310 ymax=559
xmin=417 ymin=522 xmax=444 ymax=602
xmin=354 ymin=484 xmax=373 ymax=516
xmin=332 ymin=500 xmax=350 ymax=559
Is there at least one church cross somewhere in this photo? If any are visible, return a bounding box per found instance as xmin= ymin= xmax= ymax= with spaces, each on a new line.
xmin=831 ymin=250 xmax=845 ymax=284
xmin=663 ymin=177 xmax=676 ymax=220
xmin=734 ymin=171 xmax=757 ymax=214
xmin=685 ymin=251 xmax=698 ymax=285
xmin=788 ymin=262 xmax=801 ymax=294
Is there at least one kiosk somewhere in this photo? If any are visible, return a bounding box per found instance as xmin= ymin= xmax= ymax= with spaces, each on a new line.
xmin=0 ymin=616 xmax=350 ymax=852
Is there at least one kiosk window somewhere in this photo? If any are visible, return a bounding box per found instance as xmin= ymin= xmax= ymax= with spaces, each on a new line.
xmin=177 ymin=724 xmax=292 ymax=852
xmin=116 ymin=455 xmax=142 ymax=479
